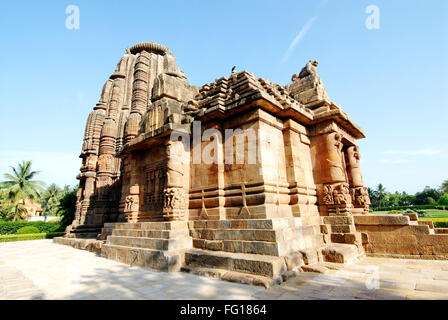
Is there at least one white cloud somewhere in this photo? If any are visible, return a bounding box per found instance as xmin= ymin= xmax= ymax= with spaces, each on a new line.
xmin=380 ymin=158 xmax=410 ymax=164
xmin=382 ymin=148 xmax=442 ymax=156
xmin=281 ymin=16 xmax=318 ymax=63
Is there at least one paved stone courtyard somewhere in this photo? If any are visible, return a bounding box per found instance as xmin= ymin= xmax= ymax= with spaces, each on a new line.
xmin=1 ymin=240 xmax=448 ymax=300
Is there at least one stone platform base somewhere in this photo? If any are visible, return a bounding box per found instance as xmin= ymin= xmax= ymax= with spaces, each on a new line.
xmin=100 ymin=221 xmax=192 ymax=272
xmin=366 ymin=253 xmax=448 ymax=260
xmin=101 ymin=244 xmax=187 ymax=272
xmin=54 ymin=217 xmax=367 ymax=287
xmin=354 ymin=214 xmax=448 ymax=258
xmin=53 ymin=237 xmax=104 ymax=253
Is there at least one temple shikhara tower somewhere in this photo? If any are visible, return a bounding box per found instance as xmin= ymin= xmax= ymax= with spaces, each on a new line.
xmin=55 ymin=42 xmax=448 ymax=285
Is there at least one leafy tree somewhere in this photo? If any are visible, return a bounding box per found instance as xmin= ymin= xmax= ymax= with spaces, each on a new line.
xmin=376 ymin=184 xmax=387 ymax=207
xmin=440 ymin=179 xmax=448 ymax=194
xmin=0 ymin=188 xmax=13 ymax=221
xmin=367 ymin=187 xmax=377 ymax=206
xmin=438 ymin=193 xmax=448 ymax=207
xmin=415 ymin=186 xmax=441 ymax=205
xmin=56 ymin=187 xmax=77 ymax=227
xmin=402 ymin=193 xmax=417 ymax=206
xmin=0 ymin=161 xmax=45 ymax=221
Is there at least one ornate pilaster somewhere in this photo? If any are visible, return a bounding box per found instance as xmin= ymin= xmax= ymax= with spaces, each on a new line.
xmin=124 ymin=156 xmax=140 ymax=222
xmin=346 ymin=146 xmax=370 ymax=214
xmin=162 ymin=139 xmax=189 ymax=221
xmin=314 ymin=131 xmax=353 ymax=216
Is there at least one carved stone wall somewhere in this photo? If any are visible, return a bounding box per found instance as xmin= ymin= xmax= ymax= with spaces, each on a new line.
xmin=67 ymin=44 xmax=369 ymax=243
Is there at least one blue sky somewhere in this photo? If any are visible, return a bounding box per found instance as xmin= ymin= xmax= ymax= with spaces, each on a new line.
xmin=0 ymin=0 xmax=447 ymax=194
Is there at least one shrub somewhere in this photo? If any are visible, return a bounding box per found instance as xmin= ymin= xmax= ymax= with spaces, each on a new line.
xmin=0 ymin=221 xmax=64 ymax=235
xmin=0 ymin=232 xmax=64 ymax=242
xmin=435 ymin=221 xmax=448 ymax=228
xmin=373 ymin=205 xmax=438 ymax=211
xmin=415 ymin=209 xmax=429 ymax=217
xmin=388 ymin=210 xmax=402 ymax=214
xmin=16 ymin=226 xmax=40 ymax=234
xmin=438 ymin=194 xmax=448 ymax=207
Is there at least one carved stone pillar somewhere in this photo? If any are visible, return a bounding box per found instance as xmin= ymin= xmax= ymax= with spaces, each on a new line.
xmin=124 ymin=156 xmax=140 ymax=222
xmin=317 ymin=132 xmax=352 ymax=216
xmin=162 ymin=139 xmax=189 ymax=221
xmin=346 ymin=146 xmax=370 ymax=214
xmin=81 ymin=172 xmax=96 ymax=224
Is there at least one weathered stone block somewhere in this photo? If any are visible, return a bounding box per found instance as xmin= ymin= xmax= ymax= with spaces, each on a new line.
xmin=353 ymin=214 xmax=410 ymax=226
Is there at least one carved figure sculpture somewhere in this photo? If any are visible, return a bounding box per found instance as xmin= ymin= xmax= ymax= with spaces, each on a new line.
xmin=326 ymin=133 xmax=345 ymax=183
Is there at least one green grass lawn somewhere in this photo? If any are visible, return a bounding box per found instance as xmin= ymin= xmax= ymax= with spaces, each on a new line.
xmin=373 ymin=209 xmax=448 ymax=221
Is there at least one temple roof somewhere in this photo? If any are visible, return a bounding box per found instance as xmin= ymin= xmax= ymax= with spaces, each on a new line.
xmin=193 ymin=70 xmax=366 ymax=139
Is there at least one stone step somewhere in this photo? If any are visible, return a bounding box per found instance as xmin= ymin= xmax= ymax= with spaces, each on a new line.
xmin=72 ymin=224 xmax=102 ymax=230
xmin=112 ymin=228 xmax=190 ymax=239
xmin=189 ymin=225 xmax=316 ymax=243
xmin=192 ymin=232 xmax=323 ymax=257
xmin=107 ymin=235 xmax=192 ymax=251
xmin=180 ymin=266 xmax=277 ymax=288
xmin=114 ymin=221 xmax=189 ymax=231
xmin=331 ymin=232 xmax=363 ymax=245
xmin=97 ymin=225 xmax=116 ymax=240
xmin=330 ymin=224 xmax=356 ymax=234
xmin=320 ymin=244 xmax=360 ymax=263
xmin=323 ymin=216 xmax=354 ymax=225
xmin=192 ymin=238 xmax=280 ymax=256
xmin=190 ymin=228 xmax=277 ymax=242
xmin=184 ymin=249 xmax=287 ymax=278
xmin=418 ymin=220 xmax=434 ymax=229
xmin=54 ymin=237 xmax=103 ymax=253
xmin=101 ymin=244 xmax=184 ymax=272
xmin=189 ymin=218 xmax=302 ymax=230
xmin=68 ymin=232 xmax=99 ymax=239
xmin=301 ymin=263 xmax=330 ymax=274
xmin=71 ymin=226 xmax=101 ymax=233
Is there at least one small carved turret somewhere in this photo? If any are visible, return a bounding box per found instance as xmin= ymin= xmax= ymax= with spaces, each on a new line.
xmin=287 ymin=59 xmax=329 ymax=106
xmin=124 ymin=112 xmax=141 ymax=143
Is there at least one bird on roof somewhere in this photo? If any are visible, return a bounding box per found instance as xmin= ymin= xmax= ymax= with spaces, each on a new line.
xmin=231 ymin=66 xmax=236 ymax=73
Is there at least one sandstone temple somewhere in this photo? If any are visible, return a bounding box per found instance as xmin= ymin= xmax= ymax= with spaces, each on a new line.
xmin=55 ymin=42 xmax=448 ymax=286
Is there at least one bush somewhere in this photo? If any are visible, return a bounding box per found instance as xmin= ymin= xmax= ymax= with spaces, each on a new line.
xmin=416 ymin=210 xmax=429 ymax=217
xmin=434 ymin=221 xmax=448 ymax=228
xmin=388 ymin=210 xmax=402 ymax=214
xmin=0 ymin=232 xmax=64 ymax=242
xmin=373 ymin=205 xmax=439 ymax=211
xmin=438 ymin=194 xmax=448 ymax=207
xmin=16 ymin=226 xmax=40 ymax=234
xmin=0 ymin=221 xmax=64 ymax=235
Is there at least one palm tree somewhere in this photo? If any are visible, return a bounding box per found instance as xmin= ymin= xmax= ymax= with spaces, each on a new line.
xmin=367 ymin=187 xmax=378 ymax=206
xmin=1 ymin=161 xmax=45 ymax=221
xmin=376 ymin=183 xmax=387 ymax=208
xmin=41 ymin=184 xmax=63 ymax=216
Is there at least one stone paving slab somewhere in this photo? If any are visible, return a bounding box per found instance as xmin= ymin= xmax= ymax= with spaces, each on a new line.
xmin=1 ymin=240 xmax=448 ymax=300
